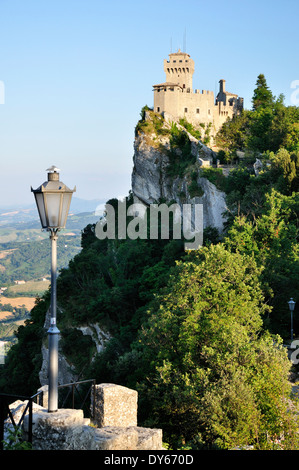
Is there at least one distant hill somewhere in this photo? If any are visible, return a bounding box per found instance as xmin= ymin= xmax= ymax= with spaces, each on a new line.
xmin=0 ymin=201 xmax=104 ymax=284
xmin=69 ymin=197 xmax=106 ymax=214
xmin=0 ymin=197 xmax=106 ymax=226
xmin=0 ymin=211 xmax=101 ymax=244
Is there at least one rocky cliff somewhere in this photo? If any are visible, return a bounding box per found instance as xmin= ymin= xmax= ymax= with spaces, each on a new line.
xmin=131 ymin=111 xmax=228 ymax=233
xmin=39 ymin=308 xmax=112 ymax=387
xmin=38 ymin=111 xmax=228 ymax=388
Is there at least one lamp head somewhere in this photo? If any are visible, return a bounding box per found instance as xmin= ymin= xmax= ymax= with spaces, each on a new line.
xmin=288 ymin=298 xmax=296 ymax=312
xmin=31 ymin=166 xmax=76 ymax=231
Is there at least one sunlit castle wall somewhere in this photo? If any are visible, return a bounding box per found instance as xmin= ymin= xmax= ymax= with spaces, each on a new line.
xmin=153 ymin=50 xmax=243 ymax=136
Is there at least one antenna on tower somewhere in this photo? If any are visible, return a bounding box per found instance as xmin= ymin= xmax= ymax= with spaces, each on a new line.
xmin=183 ymin=27 xmax=186 ymax=52
xmin=170 ymin=37 xmax=172 ymax=53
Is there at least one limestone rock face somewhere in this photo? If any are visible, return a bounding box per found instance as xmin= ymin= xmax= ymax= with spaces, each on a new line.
xmin=131 ymin=116 xmax=227 ymax=234
xmin=197 ymin=177 xmax=227 ymax=229
xmin=39 ymin=308 xmax=111 ymax=387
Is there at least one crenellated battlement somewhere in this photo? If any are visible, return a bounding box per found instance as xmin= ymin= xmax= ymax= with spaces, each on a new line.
xmin=153 ymin=50 xmax=243 ymax=138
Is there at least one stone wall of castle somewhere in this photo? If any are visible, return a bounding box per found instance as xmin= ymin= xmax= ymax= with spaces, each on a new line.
xmin=153 ymin=50 xmax=243 ymax=137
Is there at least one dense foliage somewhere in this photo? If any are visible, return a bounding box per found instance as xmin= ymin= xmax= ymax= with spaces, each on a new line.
xmin=1 ymin=75 xmax=299 ymax=449
xmin=133 ymin=246 xmax=297 ymax=449
xmin=0 ymin=294 xmax=49 ymax=395
xmin=216 ymin=74 xmax=299 ymax=155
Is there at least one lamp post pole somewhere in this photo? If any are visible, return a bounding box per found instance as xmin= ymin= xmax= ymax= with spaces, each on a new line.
xmin=288 ymin=298 xmax=296 ymax=344
xmin=48 ymin=229 xmax=59 ymax=412
xmin=31 ymin=166 xmax=75 ymax=413
xmin=291 ymin=306 xmax=293 ymax=343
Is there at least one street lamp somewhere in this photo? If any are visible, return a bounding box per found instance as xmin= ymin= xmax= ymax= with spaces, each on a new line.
xmin=31 ymin=166 xmax=76 ymax=412
xmin=288 ymin=298 xmax=296 ymax=343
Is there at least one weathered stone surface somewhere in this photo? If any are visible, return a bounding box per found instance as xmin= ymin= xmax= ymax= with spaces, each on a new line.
xmin=91 ymin=426 xmax=138 ymax=450
xmin=90 ymin=426 xmax=163 ymax=450
xmin=131 ymin=120 xmax=227 ymax=233
xmin=91 ymin=383 xmax=138 ymax=428
xmin=69 ymin=426 xmax=163 ymax=450
xmin=78 ymin=324 xmax=111 ymax=353
xmin=16 ymin=383 xmax=162 ymax=450
xmin=23 ymin=408 xmax=88 ymax=450
xmin=37 ymin=384 xmax=49 ymax=408
xmin=134 ymin=426 xmax=163 ymax=450
xmin=22 ymin=408 xmax=163 ymax=450
xmin=39 ymin=315 xmax=111 ymax=387
xmin=3 ymin=400 xmax=44 ymax=444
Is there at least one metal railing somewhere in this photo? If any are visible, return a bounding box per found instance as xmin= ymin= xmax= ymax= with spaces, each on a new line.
xmin=0 ymin=379 xmax=96 ymax=450
xmin=0 ymin=390 xmax=42 ymax=450
xmin=58 ymin=379 xmax=96 ymax=418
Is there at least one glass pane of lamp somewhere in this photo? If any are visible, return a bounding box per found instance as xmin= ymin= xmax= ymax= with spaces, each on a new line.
xmin=35 ymin=192 xmax=47 ymax=228
xmin=60 ymin=193 xmax=72 ymax=228
xmin=45 ymin=193 xmax=62 ymax=228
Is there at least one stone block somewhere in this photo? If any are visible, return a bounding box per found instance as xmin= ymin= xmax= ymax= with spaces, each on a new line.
xmin=134 ymin=427 xmax=163 ymax=450
xmin=4 ymin=400 xmax=44 ymax=445
xmin=91 ymin=426 xmax=138 ymax=450
xmin=37 ymin=385 xmax=49 ymax=408
xmin=91 ymin=383 xmax=137 ymax=428
xmin=23 ymin=408 xmax=87 ymax=450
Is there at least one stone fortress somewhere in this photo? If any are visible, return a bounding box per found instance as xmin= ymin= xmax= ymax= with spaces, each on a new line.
xmin=153 ymin=49 xmax=243 ymax=135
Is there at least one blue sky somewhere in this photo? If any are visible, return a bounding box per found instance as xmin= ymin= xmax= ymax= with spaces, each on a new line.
xmin=0 ymin=0 xmax=298 ymax=207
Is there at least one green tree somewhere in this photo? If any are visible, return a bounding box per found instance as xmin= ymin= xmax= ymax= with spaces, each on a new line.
xmin=252 ymin=74 xmax=274 ymax=110
xmin=0 ymin=294 xmax=48 ymax=395
xmin=269 ymin=148 xmax=297 ymax=194
xmin=133 ymin=245 xmax=298 ymax=449
xmin=215 ymin=110 xmax=252 ymax=152
xmin=225 ymin=190 xmax=299 ymax=337
xmin=248 ymin=106 xmax=275 ymax=152
xmin=248 ymin=95 xmax=293 ymax=153
xmin=216 ymin=76 xmax=299 ymax=155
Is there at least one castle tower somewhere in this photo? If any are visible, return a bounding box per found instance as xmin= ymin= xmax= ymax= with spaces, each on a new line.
xmin=163 ymin=49 xmax=194 ymax=91
xmin=153 ymin=50 xmax=243 ymax=136
xmin=217 ymin=79 xmax=227 ymax=104
xmin=219 ymin=79 xmax=226 ymax=93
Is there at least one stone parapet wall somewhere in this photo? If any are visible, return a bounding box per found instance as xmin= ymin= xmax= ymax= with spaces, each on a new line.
xmin=16 ymin=383 xmax=163 ymax=450
xmin=22 ymin=407 xmax=162 ymax=450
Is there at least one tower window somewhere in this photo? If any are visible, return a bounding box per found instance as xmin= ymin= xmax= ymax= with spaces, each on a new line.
xmin=196 ymin=108 xmax=200 ymax=114
xmin=184 ymin=108 xmax=188 ymax=113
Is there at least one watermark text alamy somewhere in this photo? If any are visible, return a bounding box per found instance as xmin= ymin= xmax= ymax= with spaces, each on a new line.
xmin=95 ymin=200 xmax=203 ymax=250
